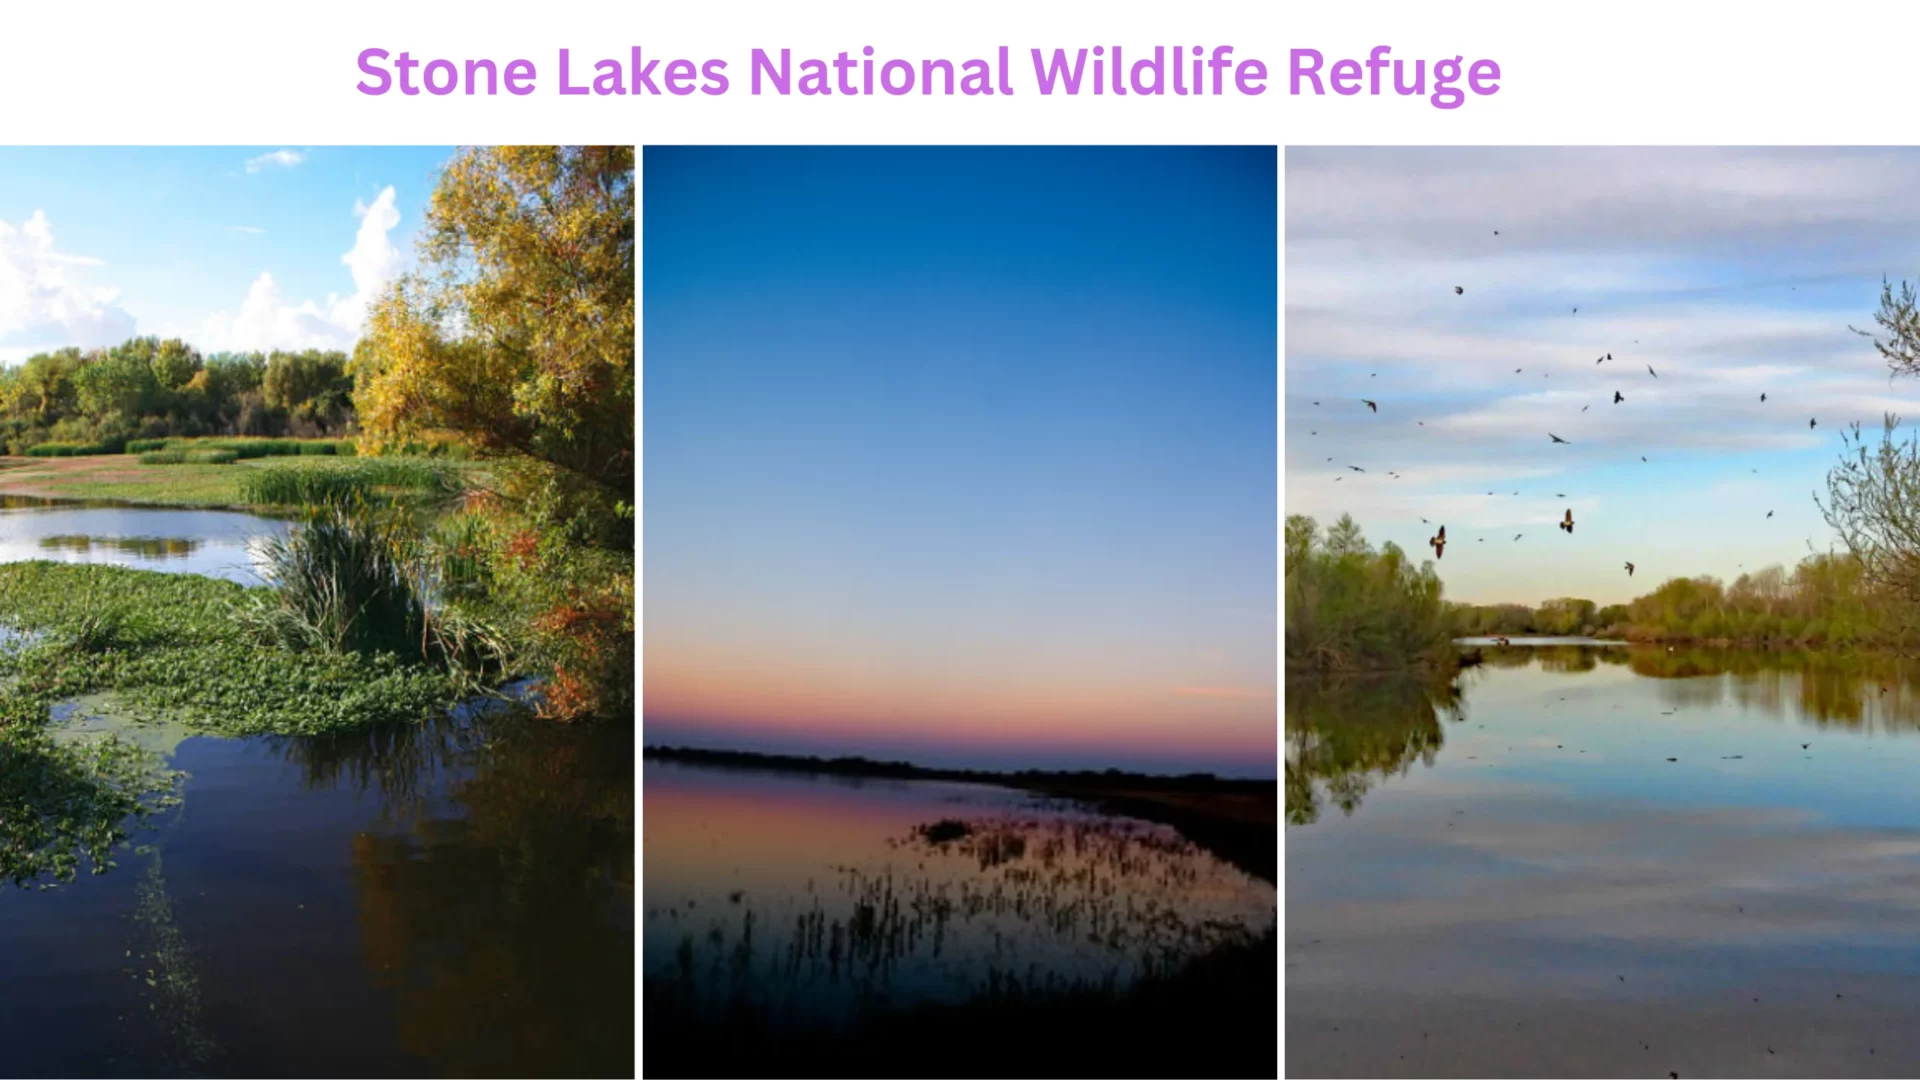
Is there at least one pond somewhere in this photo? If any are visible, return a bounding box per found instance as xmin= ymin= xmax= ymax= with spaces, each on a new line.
xmin=0 ymin=701 xmax=635 ymax=1078
xmin=643 ymin=760 xmax=1275 ymax=1067
xmin=1288 ymin=643 xmax=1920 ymax=1078
xmin=0 ymin=496 xmax=290 ymax=586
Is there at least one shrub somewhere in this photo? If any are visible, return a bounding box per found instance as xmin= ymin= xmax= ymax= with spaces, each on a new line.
xmin=125 ymin=439 xmax=168 ymax=454
xmin=25 ymin=441 xmax=110 ymax=457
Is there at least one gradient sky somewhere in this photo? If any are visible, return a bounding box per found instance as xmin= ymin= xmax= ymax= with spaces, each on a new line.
xmin=644 ymin=146 xmax=1277 ymax=777
xmin=1287 ymin=147 xmax=1920 ymax=607
xmin=0 ymin=146 xmax=453 ymax=364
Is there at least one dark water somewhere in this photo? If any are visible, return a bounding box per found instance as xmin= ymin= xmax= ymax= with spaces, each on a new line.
xmin=643 ymin=761 xmax=1274 ymax=1036
xmin=1 ymin=705 xmax=635 ymax=1078
xmin=0 ymin=497 xmax=290 ymax=585
xmin=1288 ymin=644 xmax=1920 ymax=1078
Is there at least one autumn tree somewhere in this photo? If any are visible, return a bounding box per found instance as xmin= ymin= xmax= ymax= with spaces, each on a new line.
xmin=351 ymin=146 xmax=634 ymax=500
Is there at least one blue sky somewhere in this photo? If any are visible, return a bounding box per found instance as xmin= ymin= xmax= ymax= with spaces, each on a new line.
xmin=0 ymin=146 xmax=453 ymax=363
xmin=644 ymin=146 xmax=1278 ymax=776
xmin=1286 ymin=147 xmax=1920 ymax=607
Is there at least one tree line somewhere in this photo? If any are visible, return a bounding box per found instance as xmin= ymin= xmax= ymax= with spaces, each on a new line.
xmin=0 ymin=339 xmax=354 ymax=453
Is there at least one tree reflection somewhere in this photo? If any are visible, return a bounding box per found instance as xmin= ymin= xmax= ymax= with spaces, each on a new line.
xmin=1628 ymin=646 xmax=1920 ymax=732
xmin=1286 ymin=675 xmax=1460 ymax=826
xmin=273 ymin=709 xmax=635 ymax=1077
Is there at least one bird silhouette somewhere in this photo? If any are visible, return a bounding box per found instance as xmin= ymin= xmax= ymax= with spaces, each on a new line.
xmin=1625 ymin=562 xmax=1636 ymax=576
xmin=1648 ymin=365 xmax=1657 ymax=377
xmin=1420 ymin=517 xmax=1430 ymax=524
xmin=1454 ymin=285 xmax=1464 ymax=295
xmin=1582 ymin=405 xmax=1590 ymax=412
xmin=1493 ymin=230 xmax=1500 ymax=236
xmin=1556 ymin=493 xmax=1566 ymax=497
xmin=1641 ymin=455 xmax=1648 ymax=462
xmin=1760 ymin=393 xmax=1767 ymax=402
xmin=1560 ymin=509 xmax=1575 ymax=534
xmin=1572 ymin=307 xmax=1579 ymax=314
xmin=1363 ymin=399 xmax=1378 ymax=412
xmin=1429 ymin=525 xmax=1446 ymax=559
xmin=1614 ymin=391 xmax=1624 ymax=404
xmin=1767 ymin=510 xmax=1774 ymax=518
xmin=1348 ymin=465 xmax=1365 ymax=472
xmin=1515 ymin=367 xmax=1523 ymax=373
xmin=1810 ymin=417 xmax=1817 ymax=428
xmin=1549 ymin=433 xmax=1569 ymax=444
xmin=1597 ymin=355 xmax=1606 ymax=364
xmin=1514 ymin=533 xmax=1523 ymax=541
xmin=1607 ymin=352 xmax=1612 ymax=361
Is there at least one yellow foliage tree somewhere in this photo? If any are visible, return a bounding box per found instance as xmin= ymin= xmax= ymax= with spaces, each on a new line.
xmin=351 ymin=146 xmax=634 ymax=496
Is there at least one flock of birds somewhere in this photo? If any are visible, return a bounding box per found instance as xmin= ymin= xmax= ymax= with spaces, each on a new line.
xmin=1316 ymin=262 xmax=1826 ymax=583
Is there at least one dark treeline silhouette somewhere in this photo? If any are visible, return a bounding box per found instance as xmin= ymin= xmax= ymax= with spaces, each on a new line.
xmin=0 ymin=336 xmax=355 ymax=453
xmin=643 ymin=745 xmax=1271 ymax=794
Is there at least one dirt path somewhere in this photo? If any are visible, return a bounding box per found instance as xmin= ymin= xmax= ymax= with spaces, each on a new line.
xmin=0 ymin=455 xmax=150 ymax=498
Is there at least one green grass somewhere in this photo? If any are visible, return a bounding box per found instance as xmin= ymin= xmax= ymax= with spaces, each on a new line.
xmin=2 ymin=454 xmax=474 ymax=509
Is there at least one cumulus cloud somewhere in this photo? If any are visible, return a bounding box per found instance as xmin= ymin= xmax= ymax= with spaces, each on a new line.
xmin=244 ymin=149 xmax=305 ymax=173
xmin=0 ymin=210 xmax=136 ymax=350
xmin=199 ymin=186 xmax=403 ymax=352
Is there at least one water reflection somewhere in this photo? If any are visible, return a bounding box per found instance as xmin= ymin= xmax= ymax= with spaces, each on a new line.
xmin=1288 ymin=644 xmax=1920 ymax=1077
xmin=0 ymin=702 xmax=635 ymax=1078
xmin=0 ymin=499 xmax=288 ymax=585
xmin=1286 ymin=676 xmax=1458 ymax=826
xmin=277 ymin=708 xmax=635 ymax=1078
xmin=40 ymin=534 xmax=203 ymax=558
xmin=643 ymin=762 xmax=1274 ymax=1036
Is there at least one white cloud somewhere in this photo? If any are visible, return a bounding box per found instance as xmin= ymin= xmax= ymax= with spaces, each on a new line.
xmin=329 ymin=187 xmax=402 ymax=331
xmin=0 ymin=210 xmax=136 ymax=350
xmin=199 ymin=186 xmax=404 ymax=353
xmin=244 ymin=149 xmax=305 ymax=174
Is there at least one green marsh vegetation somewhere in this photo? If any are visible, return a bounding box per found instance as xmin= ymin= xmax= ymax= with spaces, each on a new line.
xmin=0 ymin=146 xmax=634 ymax=890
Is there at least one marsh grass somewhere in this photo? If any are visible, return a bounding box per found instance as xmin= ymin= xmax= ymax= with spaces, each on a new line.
xmin=138 ymin=449 xmax=238 ymax=466
xmin=238 ymin=458 xmax=459 ymax=508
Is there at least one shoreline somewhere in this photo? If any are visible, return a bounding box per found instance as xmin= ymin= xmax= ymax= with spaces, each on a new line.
xmin=644 ymin=744 xmax=1277 ymax=883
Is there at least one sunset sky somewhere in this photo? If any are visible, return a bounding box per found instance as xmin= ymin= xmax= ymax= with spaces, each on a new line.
xmin=643 ymin=146 xmax=1277 ymax=777
xmin=1287 ymin=147 xmax=1920 ymax=607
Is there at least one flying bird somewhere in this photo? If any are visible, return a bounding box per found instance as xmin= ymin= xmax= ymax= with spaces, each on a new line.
xmin=1556 ymin=493 xmax=1566 ymax=498
xmin=1429 ymin=525 xmax=1446 ymax=559
xmin=1760 ymin=393 xmax=1767 ymax=402
xmin=1549 ymin=433 xmax=1569 ymax=444
xmin=1572 ymin=307 xmax=1579 ymax=314
xmin=1648 ymin=365 xmax=1657 ymax=377
xmin=1363 ymin=399 xmax=1378 ymax=412
xmin=1454 ymin=285 xmax=1464 ymax=295
xmin=1348 ymin=465 xmax=1365 ymax=472
xmin=1767 ymin=510 xmax=1774 ymax=518
xmin=1560 ymin=509 xmax=1574 ymax=534
xmin=1514 ymin=533 xmax=1524 ymax=541
xmin=1582 ymin=405 xmax=1590 ymax=412
xmin=1597 ymin=355 xmax=1606 ymax=364
xmin=1614 ymin=391 xmax=1624 ymax=404
xmin=1493 ymin=230 xmax=1499 ymax=236
xmin=1607 ymin=353 xmax=1612 ymax=361
xmin=1810 ymin=417 xmax=1817 ymax=428
xmin=1625 ymin=562 xmax=1635 ymax=576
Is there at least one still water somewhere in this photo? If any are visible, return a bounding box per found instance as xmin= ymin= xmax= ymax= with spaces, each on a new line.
xmin=0 ymin=496 xmax=289 ymax=585
xmin=1 ymin=705 xmax=635 ymax=1078
xmin=643 ymin=761 xmax=1274 ymax=1034
xmin=1288 ymin=644 xmax=1920 ymax=1078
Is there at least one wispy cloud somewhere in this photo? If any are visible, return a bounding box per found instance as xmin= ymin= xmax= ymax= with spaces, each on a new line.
xmin=1171 ymin=686 xmax=1276 ymax=701
xmin=244 ymin=149 xmax=305 ymax=174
